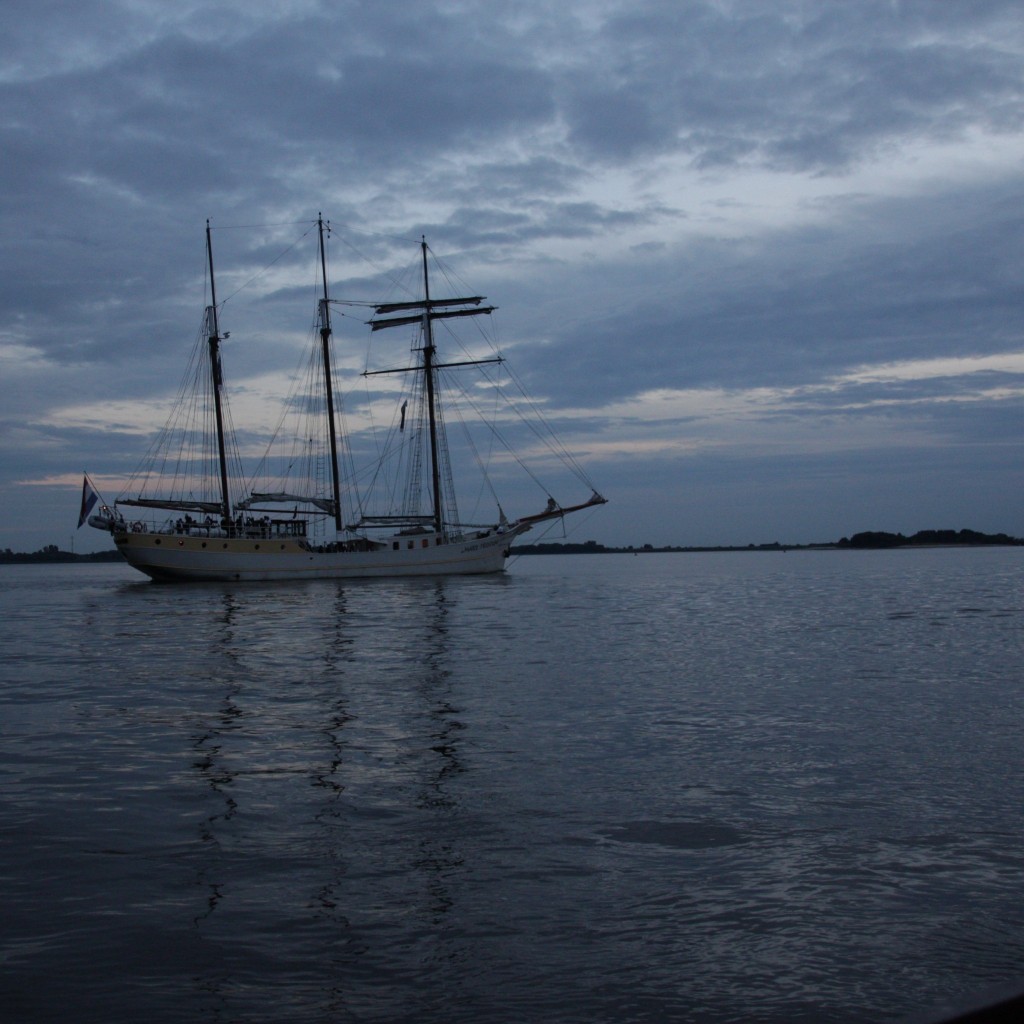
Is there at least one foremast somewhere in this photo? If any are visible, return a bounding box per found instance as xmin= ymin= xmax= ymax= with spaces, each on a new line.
xmin=420 ymin=239 xmax=443 ymax=536
xmin=366 ymin=238 xmax=498 ymax=538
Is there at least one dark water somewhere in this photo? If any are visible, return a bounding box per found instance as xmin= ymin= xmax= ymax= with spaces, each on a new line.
xmin=2 ymin=549 xmax=1023 ymax=1023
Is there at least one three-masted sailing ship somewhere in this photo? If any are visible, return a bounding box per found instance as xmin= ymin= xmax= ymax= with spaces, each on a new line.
xmin=86 ymin=218 xmax=605 ymax=581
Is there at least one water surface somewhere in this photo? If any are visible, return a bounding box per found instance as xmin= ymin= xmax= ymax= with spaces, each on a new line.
xmin=2 ymin=549 xmax=1023 ymax=1022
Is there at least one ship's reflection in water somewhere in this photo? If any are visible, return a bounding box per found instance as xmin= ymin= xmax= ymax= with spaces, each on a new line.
xmin=187 ymin=576 xmax=483 ymax=1018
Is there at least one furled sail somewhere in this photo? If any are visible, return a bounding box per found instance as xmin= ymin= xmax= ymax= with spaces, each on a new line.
xmin=373 ymin=296 xmax=486 ymax=314
xmin=237 ymin=492 xmax=337 ymax=513
xmin=368 ymin=305 xmax=496 ymax=331
xmin=118 ymin=498 xmax=226 ymax=514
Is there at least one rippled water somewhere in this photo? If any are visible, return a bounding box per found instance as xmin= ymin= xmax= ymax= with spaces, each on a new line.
xmin=2 ymin=549 xmax=1023 ymax=1023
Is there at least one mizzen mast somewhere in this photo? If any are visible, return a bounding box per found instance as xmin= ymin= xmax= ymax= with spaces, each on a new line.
xmin=206 ymin=220 xmax=232 ymax=527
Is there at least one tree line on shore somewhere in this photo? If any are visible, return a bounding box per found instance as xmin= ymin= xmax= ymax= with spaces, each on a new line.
xmin=0 ymin=544 xmax=125 ymax=564
xmin=510 ymin=528 xmax=1023 ymax=555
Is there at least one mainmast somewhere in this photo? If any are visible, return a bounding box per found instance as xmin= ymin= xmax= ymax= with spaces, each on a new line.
xmin=318 ymin=215 xmax=343 ymax=532
xmin=205 ymin=221 xmax=232 ymax=526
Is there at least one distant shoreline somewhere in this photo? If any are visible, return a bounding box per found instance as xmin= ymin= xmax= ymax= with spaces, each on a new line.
xmin=0 ymin=547 xmax=125 ymax=564
xmin=512 ymin=529 xmax=1023 ymax=555
xmin=3 ymin=528 xmax=1021 ymax=564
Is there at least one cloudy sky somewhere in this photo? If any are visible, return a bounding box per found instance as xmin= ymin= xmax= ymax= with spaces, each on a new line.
xmin=3 ymin=0 xmax=1023 ymax=552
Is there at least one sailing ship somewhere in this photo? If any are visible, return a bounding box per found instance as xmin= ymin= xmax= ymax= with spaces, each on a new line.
xmin=86 ymin=218 xmax=605 ymax=581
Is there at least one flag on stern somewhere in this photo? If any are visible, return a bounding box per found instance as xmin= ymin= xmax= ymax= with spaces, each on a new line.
xmin=78 ymin=474 xmax=99 ymax=528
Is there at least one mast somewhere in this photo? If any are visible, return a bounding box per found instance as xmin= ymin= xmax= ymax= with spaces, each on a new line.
xmin=363 ymin=239 xmax=500 ymax=536
xmin=205 ymin=221 xmax=232 ymax=526
xmin=318 ymin=215 xmax=343 ymax=532
xmin=420 ymin=237 xmax=444 ymax=536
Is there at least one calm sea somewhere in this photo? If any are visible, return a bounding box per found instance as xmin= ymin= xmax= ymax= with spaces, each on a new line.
xmin=1 ymin=549 xmax=1023 ymax=1023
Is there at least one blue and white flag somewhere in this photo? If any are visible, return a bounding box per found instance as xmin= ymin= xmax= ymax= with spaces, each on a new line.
xmin=78 ymin=474 xmax=99 ymax=528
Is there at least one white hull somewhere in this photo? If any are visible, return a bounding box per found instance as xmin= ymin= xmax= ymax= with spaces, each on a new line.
xmin=111 ymin=525 xmax=524 ymax=582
